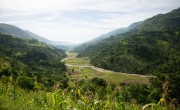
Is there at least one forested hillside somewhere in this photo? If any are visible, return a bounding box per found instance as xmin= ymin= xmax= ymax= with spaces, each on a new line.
xmin=0 ymin=23 xmax=52 ymax=44
xmin=0 ymin=23 xmax=72 ymax=50
xmin=76 ymin=8 xmax=180 ymax=75
xmin=135 ymin=8 xmax=180 ymax=31
xmin=74 ymin=21 xmax=142 ymax=53
xmin=0 ymin=33 xmax=68 ymax=90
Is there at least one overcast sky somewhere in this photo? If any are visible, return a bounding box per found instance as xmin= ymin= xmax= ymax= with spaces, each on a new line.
xmin=0 ymin=0 xmax=180 ymax=44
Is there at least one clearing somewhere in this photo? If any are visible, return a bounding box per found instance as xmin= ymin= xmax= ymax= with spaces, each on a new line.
xmin=62 ymin=52 xmax=151 ymax=86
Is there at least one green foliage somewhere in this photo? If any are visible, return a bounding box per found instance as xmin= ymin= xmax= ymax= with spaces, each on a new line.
xmin=149 ymin=73 xmax=180 ymax=103
xmin=17 ymin=76 xmax=35 ymax=90
xmin=71 ymin=8 xmax=180 ymax=108
xmin=136 ymin=7 xmax=180 ymax=31
xmin=123 ymin=84 xmax=150 ymax=104
xmin=91 ymin=77 xmax=107 ymax=87
xmin=77 ymin=28 xmax=179 ymax=74
xmin=1 ymin=76 xmax=179 ymax=110
xmin=76 ymin=8 xmax=180 ymax=75
xmin=0 ymin=33 xmax=67 ymax=90
xmin=74 ymin=21 xmax=141 ymax=53
xmin=0 ymin=23 xmax=52 ymax=44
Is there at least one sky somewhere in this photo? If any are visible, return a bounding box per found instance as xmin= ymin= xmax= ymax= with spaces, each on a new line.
xmin=0 ymin=0 xmax=180 ymax=44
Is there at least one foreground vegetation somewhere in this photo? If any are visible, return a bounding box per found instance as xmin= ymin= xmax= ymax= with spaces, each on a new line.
xmin=0 ymin=73 xmax=179 ymax=110
xmin=1 ymin=80 xmax=144 ymax=110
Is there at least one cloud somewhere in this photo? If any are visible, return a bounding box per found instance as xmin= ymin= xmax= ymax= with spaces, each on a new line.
xmin=0 ymin=0 xmax=180 ymax=43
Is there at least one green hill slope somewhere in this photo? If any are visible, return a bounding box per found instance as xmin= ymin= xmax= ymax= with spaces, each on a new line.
xmin=0 ymin=33 xmax=68 ymax=89
xmin=135 ymin=8 xmax=180 ymax=31
xmin=74 ymin=21 xmax=141 ymax=52
xmin=0 ymin=23 xmax=73 ymax=50
xmin=76 ymin=8 xmax=180 ymax=75
xmin=0 ymin=23 xmax=52 ymax=44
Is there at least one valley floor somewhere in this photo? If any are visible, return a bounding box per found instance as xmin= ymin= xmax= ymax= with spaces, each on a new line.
xmin=63 ymin=51 xmax=151 ymax=86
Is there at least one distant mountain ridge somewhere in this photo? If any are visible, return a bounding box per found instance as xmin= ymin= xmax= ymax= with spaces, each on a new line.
xmin=74 ymin=21 xmax=142 ymax=52
xmin=0 ymin=23 xmax=77 ymax=50
xmin=0 ymin=23 xmax=52 ymax=44
xmin=91 ymin=21 xmax=142 ymax=43
xmin=52 ymin=41 xmax=77 ymax=48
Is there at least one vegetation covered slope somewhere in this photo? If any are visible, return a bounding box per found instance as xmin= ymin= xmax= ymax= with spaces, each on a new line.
xmin=76 ymin=8 xmax=180 ymax=75
xmin=135 ymin=8 xmax=180 ymax=31
xmin=0 ymin=33 xmax=68 ymax=90
xmin=0 ymin=23 xmax=75 ymax=50
xmin=0 ymin=23 xmax=52 ymax=44
xmin=74 ymin=21 xmax=141 ymax=52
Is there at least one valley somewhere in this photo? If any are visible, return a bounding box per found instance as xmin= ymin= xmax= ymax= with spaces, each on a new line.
xmin=0 ymin=6 xmax=180 ymax=110
xmin=63 ymin=52 xmax=150 ymax=85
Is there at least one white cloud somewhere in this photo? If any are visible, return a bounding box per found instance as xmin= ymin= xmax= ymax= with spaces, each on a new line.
xmin=0 ymin=0 xmax=74 ymax=11
xmin=0 ymin=0 xmax=180 ymax=43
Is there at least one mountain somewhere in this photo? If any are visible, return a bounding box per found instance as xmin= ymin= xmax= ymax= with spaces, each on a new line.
xmin=91 ymin=21 xmax=142 ymax=43
xmin=0 ymin=33 xmax=68 ymax=88
xmin=74 ymin=21 xmax=142 ymax=52
xmin=52 ymin=41 xmax=77 ymax=49
xmin=0 ymin=23 xmax=52 ymax=44
xmin=76 ymin=8 xmax=180 ymax=75
xmin=135 ymin=8 xmax=180 ymax=31
xmin=0 ymin=23 xmax=73 ymax=50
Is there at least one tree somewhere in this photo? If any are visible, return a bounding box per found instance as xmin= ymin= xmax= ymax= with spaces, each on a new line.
xmin=91 ymin=77 xmax=107 ymax=87
xmin=17 ymin=76 xmax=35 ymax=90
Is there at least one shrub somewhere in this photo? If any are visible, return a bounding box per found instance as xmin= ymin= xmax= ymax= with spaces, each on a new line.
xmin=91 ymin=77 xmax=107 ymax=87
xmin=17 ymin=76 xmax=35 ymax=90
xmin=123 ymin=84 xmax=150 ymax=104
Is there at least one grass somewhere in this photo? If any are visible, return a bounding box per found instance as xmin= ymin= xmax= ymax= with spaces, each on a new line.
xmin=65 ymin=52 xmax=150 ymax=86
xmin=0 ymin=81 xmax=144 ymax=110
xmin=67 ymin=51 xmax=77 ymax=58
xmin=65 ymin=57 xmax=92 ymax=66
xmin=0 ymin=78 xmax=177 ymax=110
xmin=67 ymin=67 xmax=149 ymax=86
xmin=64 ymin=52 xmax=91 ymax=66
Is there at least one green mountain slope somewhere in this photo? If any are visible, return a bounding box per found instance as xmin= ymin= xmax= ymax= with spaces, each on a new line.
xmin=74 ymin=21 xmax=141 ymax=52
xmin=0 ymin=23 xmax=52 ymax=44
xmin=135 ymin=8 xmax=180 ymax=31
xmin=91 ymin=21 xmax=141 ymax=42
xmin=0 ymin=33 xmax=68 ymax=89
xmin=0 ymin=23 xmax=74 ymax=50
xmin=77 ymin=8 xmax=180 ymax=74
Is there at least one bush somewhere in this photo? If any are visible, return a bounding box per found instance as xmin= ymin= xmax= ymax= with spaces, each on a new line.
xmin=17 ymin=76 xmax=35 ymax=90
xmin=123 ymin=84 xmax=150 ymax=104
xmin=91 ymin=78 xmax=107 ymax=87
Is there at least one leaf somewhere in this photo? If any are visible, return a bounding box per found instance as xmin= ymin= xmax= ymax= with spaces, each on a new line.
xmin=142 ymin=103 xmax=158 ymax=110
